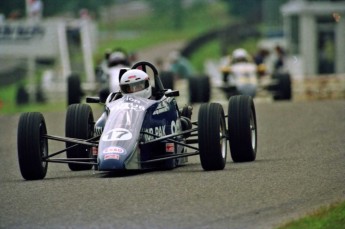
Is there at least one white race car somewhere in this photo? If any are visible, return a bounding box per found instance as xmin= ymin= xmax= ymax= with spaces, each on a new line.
xmin=214 ymin=49 xmax=292 ymax=100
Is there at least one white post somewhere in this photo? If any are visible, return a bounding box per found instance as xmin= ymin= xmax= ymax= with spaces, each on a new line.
xmin=80 ymin=19 xmax=95 ymax=84
xmin=335 ymin=13 xmax=345 ymax=74
xmin=27 ymin=57 xmax=36 ymax=103
xmin=300 ymin=13 xmax=317 ymax=76
xmin=57 ymin=21 xmax=71 ymax=80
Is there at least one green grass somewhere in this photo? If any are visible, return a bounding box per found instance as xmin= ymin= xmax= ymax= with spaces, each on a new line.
xmin=95 ymin=1 xmax=232 ymax=62
xmin=4 ymin=101 xmax=67 ymax=115
xmin=189 ymin=40 xmax=221 ymax=72
xmin=0 ymin=84 xmax=16 ymax=113
xmin=0 ymin=83 xmax=66 ymax=114
xmin=277 ymin=201 xmax=345 ymax=229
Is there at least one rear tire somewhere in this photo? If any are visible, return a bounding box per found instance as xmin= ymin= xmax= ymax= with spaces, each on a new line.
xmin=200 ymin=76 xmax=211 ymax=103
xmin=65 ymin=104 xmax=94 ymax=171
xmin=228 ymin=95 xmax=257 ymax=162
xmin=99 ymin=87 xmax=110 ymax=103
xmin=160 ymin=71 xmax=174 ymax=90
xmin=67 ymin=74 xmax=83 ymax=105
xmin=189 ymin=76 xmax=210 ymax=103
xmin=17 ymin=112 xmax=48 ymax=180
xmin=198 ymin=103 xmax=227 ymax=170
xmin=272 ymin=73 xmax=292 ymax=100
xmin=189 ymin=76 xmax=199 ymax=104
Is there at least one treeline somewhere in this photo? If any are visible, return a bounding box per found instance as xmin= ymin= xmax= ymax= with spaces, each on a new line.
xmin=0 ymin=0 xmax=115 ymax=19
xmin=0 ymin=0 xmax=288 ymax=22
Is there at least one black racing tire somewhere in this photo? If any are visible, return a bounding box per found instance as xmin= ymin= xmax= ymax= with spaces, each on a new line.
xmin=189 ymin=76 xmax=199 ymax=104
xmin=17 ymin=112 xmax=48 ymax=180
xmin=99 ymin=87 xmax=110 ymax=103
xmin=200 ymin=76 xmax=211 ymax=103
xmin=67 ymin=74 xmax=83 ymax=106
xmin=189 ymin=76 xmax=211 ymax=103
xmin=272 ymin=73 xmax=292 ymax=100
xmin=65 ymin=104 xmax=94 ymax=171
xmin=198 ymin=103 xmax=227 ymax=170
xmin=160 ymin=71 xmax=174 ymax=90
xmin=228 ymin=95 xmax=257 ymax=162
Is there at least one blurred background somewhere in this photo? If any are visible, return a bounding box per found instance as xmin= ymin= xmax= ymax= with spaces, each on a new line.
xmin=0 ymin=0 xmax=344 ymax=114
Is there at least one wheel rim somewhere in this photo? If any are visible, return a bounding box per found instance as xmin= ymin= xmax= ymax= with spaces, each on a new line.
xmin=220 ymin=118 xmax=227 ymax=158
xmin=250 ymin=110 xmax=256 ymax=151
xmin=39 ymin=123 xmax=48 ymax=168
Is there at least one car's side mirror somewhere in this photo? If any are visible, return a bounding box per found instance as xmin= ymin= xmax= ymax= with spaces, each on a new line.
xmin=165 ymin=90 xmax=179 ymax=97
xmin=86 ymin=96 xmax=100 ymax=103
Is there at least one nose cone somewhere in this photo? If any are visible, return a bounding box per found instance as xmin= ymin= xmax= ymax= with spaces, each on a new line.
xmin=98 ymin=145 xmax=127 ymax=170
xmin=98 ymin=156 xmax=125 ymax=170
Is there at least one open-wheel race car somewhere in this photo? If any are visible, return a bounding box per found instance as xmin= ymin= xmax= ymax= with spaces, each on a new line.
xmin=17 ymin=61 xmax=258 ymax=180
xmin=214 ymin=48 xmax=292 ymax=101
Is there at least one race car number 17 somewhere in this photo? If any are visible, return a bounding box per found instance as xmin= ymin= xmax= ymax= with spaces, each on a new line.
xmin=102 ymin=128 xmax=133 ymax=141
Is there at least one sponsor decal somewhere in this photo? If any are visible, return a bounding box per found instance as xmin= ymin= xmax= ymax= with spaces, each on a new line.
xmin=171 ymin=120 xmax=182 ymax=134
xmin=102 ymin=128 xmax=133 ymax=141
xmin=103 ymin=146 xmax=126 ymax=154
xmin=118 ymin=103 xmax=145 ymax=111
xmin=153 ymin=102 xmax=170 ymax=115
xmin=142 ymin=125 xmax=166 ymax=141
xmin=124 ymin=97 xmax=141 ymax=104
xmin=92 ymin=147 xmax=98 ymax=156
xmin=166 ymin=143 xmax=175 ymax=153
xmin=104 ymin=153 xmax=120 ymax=160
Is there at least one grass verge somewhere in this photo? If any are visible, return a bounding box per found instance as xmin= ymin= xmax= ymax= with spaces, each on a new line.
xmin=277 ymin=201 xmax=345 ymax=229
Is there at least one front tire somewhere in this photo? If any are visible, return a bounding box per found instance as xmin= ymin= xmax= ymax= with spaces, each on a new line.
xmin=65 ymin=104 xmax=94 ymax=171
xmin=198 ymin=103 xmax=227 ymax=170
xmin=228 ymin=95 xmax=257 ymax=162
xmin=17 ymin=112 xmax=48 ymax=180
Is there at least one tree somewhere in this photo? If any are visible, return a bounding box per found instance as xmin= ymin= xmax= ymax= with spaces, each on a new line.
xmin=221 ymin=0 xmax=263 ymax=23
xmin=0 ymin=0 xmax=115 ymax=19
xmin=0 ymin=0 xmax=25 ymax=19
xmin=144 ymin=0 xmax=184 ymax=30
xmin=43 ymin=0 xmax=115 ymax=18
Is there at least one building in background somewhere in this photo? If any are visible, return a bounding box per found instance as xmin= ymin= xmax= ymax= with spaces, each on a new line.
xmin=281 ymin=0 xmax=345 ymax=76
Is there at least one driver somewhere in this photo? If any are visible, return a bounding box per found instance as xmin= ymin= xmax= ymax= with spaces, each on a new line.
xmin=119 ymin=69 xmax=153 ymax=99
xmin=231 ymin=48 xmax=251 ymax=64
xmin=94 ymin=69 xmax=153 ymax=136
xmin=221 ymin=48 xmax=258 ymax=98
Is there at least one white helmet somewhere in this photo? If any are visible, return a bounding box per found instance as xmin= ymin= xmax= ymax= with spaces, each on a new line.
xmin=232 ymin=48 xmax=249 ymax=62
xmin=108 ymin=51 xmax=129 ymax=67
xmin=120 ymin=69 xmax=152 ymax=99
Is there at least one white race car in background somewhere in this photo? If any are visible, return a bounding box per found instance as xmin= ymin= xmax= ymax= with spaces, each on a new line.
xmin=209 ymin=54 xmax=292 ymax=101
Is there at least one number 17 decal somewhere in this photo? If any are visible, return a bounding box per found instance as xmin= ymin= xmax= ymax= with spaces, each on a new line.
xmin=102 ymin=128 xmax=133 ymax=141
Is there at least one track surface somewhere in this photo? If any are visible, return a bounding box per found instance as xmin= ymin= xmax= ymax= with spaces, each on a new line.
xmin=1 ymin=99 xmax=344 ymax=229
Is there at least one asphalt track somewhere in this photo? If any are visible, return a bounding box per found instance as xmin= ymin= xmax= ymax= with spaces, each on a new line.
xmin=1 ymin=98 xmax=345 ymax=229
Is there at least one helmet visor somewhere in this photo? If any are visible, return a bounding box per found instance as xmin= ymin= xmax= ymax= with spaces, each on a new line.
xmin=121 ymin=80 xmax=149 ymax=93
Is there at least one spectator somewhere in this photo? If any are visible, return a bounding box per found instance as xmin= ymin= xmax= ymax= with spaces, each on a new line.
xmin=168 ymin=50 xmax=194 ymax=79
xmin=254 ymin=48 xmax=270 ymax=77
xmin=254 ymin=48 xmax=269 ymax=66
xmin=274 ymin=45 xmax=286 ymax=72
xmin=27 ymin=0 xmax=43 ymax=22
